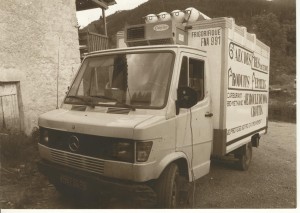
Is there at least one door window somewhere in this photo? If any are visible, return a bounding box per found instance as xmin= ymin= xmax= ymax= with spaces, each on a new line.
xmin=178 ymin=56 xmax=205 ymax=102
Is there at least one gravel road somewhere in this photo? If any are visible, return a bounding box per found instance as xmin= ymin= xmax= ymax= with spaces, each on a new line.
xmin=195 ymin=121 xmax=296 ymax=208
xmin=0 ymin=121 xmax=296 ymax=209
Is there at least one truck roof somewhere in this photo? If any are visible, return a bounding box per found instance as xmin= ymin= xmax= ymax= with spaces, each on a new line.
xmin=85 ymin=45 xmax=207 ymax=57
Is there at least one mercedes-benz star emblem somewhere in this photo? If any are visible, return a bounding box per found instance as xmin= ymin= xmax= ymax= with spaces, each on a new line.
xmin=68 ymin=135 xmax=80 ymax=152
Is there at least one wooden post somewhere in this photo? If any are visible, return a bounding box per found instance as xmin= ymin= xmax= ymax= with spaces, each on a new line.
xmin=102 ymin=8 xmax=107 ymax=36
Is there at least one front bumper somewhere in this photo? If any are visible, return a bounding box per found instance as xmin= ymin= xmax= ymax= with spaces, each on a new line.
xmin=37 ymin=160 xmax=156 ymax=199
xmin=38 ymin=143 xmax=157 ymax=182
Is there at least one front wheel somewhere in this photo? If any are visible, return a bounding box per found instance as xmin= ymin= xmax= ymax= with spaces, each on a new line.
xmin=155 ymin=163 xmax=180 ymax=208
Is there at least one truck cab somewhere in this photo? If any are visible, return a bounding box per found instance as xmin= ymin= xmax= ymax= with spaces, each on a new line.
xmin=38 ymin=45 xmax=212 ymax=207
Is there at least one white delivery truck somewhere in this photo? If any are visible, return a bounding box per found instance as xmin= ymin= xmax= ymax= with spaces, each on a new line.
xmin=38 ymin=12 xmax=270 ymax=208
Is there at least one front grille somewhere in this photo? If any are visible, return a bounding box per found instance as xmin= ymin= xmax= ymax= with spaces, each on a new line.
xmin=127 ymin=26 xmax=145 ymax=40
xmin=49 ymin=148 xmax=105 ymax=175
xmin=41 ymin=128 xmax=134 ymax=163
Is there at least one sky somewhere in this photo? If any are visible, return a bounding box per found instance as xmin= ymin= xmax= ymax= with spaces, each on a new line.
xmin=76 ymin=0 xmax=149 ymax=28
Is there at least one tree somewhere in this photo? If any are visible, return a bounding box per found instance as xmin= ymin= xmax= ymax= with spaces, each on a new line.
xmin=251 ymin=13 xmax=287 ymax=56
xmin=251 ymin=12 xmax=295 ymax=86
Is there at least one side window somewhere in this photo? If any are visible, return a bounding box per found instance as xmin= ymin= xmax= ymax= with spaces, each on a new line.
xmin=189 ymin=58 xmax=205 ymax=101
xmin=179 ymin=56 xmax=188 ymax=87
xmin=178 ymin=56 xmax=205 ymax=102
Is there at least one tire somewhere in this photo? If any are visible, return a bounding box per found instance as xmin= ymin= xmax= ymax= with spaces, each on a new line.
xmin=155 ymin=163 xmax=180 ymax=208
xmin=236 ymin=142 xmax=253 ymax=171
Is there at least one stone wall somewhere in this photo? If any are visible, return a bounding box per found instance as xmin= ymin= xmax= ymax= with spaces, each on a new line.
xmin=0 ymin=0 xmax=81 ymax=134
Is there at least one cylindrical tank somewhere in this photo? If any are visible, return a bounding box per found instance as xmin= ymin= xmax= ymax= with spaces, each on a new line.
xmin=171 ymin=10 xmax=185 ymax=23
xmin=157 ymin=12 xmax=171 ymax=22
xmin=184 ymin=7 xmax=211 ymax=22
xmin=184 ymin=7 xmax=200 ymax=22
xmin=145 ymin=14 xmax=158 ymax=23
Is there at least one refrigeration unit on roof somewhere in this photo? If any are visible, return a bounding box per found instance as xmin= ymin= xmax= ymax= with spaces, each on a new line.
xmin=124 ymin=7 xmax=211 ymax=47
xmin=125 ymin=20 xmax=188 ymax=47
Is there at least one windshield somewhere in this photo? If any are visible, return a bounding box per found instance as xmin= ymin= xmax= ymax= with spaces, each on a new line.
xmin=65 ymin=52 xmax=174 ymax=109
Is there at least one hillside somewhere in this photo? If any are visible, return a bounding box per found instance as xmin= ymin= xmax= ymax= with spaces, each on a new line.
xmin=82 ymin=0 xmax=296 ymax=105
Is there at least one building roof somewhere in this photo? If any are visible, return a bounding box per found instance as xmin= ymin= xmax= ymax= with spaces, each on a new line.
xmin=76 ymin=0 xmax=116 ymax=11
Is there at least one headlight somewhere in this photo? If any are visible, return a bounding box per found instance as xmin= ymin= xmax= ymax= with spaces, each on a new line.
xmin=112 ymin=141 xmax=134 ymax=162
xmin=40 ymin=128 xmax=49 ymax=145
xmin=136 ymin=141 xmax=153 ymax=162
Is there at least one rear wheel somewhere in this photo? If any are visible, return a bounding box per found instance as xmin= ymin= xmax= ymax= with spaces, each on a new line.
xmin=235 ymin=142 xmax=253 ymax=171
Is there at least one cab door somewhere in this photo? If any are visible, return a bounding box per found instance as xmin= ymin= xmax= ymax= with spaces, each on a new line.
xmin=175 ymin=52 xmax=213 ymax=180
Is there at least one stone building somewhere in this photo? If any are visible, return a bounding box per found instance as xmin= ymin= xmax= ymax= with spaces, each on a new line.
xmin=0 ymin=0 xmax=115 ymax=134
xmin=0 ymin=0 xmax=81 ymax=134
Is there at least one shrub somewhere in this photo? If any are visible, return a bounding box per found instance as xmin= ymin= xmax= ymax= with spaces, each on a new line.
xmin=0 ymin=131 xmax=39 ymax=167
xmin=268 ymin=102 xmax=296 ymax=123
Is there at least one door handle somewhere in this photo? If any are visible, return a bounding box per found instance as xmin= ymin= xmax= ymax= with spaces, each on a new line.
xmin=205 ymin=112 xmax=213 ymax=117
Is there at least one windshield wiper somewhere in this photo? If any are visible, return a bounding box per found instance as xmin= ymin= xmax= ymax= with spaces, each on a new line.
xmin=90 ymin=95 xmax=117 ymax=102
xmin=66 ymin=95 xmax=95 ymax=107
xmin=90 ymin=95 xmax=136 ymax=111
xmin=115 ymin=102 xmax=136 ymax=111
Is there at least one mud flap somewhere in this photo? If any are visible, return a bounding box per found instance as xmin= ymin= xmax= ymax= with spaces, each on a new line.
xmin=251 ymin=134 xmax=260 ymax=147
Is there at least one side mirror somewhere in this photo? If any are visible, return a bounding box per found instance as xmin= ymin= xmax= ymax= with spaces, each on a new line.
xmin=176 ymin=87 xmax=198 ymax=115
